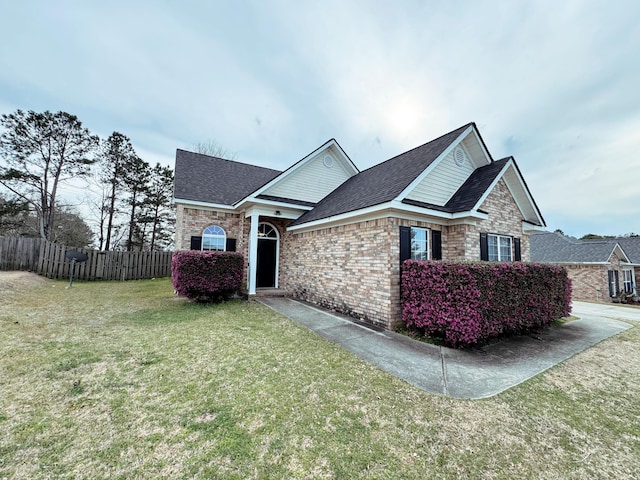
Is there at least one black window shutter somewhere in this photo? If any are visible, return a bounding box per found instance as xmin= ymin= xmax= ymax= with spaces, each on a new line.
xmin=608 ymin=270 xmax=620 ymax=297
xmin=514 ymin=237 xmax=521 ymax=261
xmin=431 ymin=230 xmax=442 ymax=260
xmin=399 ymin=226 xmax=411 ymax=264
xmin=226 ymin=238 xmax=236 ymax=252
xmin=480 ymin=233 xmax=489 ymax=261
xmin=190 ymin=236 xmax=202 ymax=250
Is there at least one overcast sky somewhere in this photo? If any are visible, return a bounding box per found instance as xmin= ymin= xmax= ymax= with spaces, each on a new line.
xmin=1 ymin=0 xmax=639 ymax=237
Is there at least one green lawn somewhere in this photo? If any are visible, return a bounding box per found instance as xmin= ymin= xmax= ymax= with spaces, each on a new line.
xmin=1 ymin=274 xmax=639 ymax=479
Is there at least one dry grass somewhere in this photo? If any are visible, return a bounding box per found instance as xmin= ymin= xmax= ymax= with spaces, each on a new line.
xmin=1 ymin=273 xmax=639 ymax=479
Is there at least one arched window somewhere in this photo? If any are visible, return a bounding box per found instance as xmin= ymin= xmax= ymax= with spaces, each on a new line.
xmin=258 ymin=223 xmax=278 ymax=239
xmin=202 ymin=225 xmax=226 ymax=251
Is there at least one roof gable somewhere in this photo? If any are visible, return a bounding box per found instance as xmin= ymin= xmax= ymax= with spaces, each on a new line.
xmin=173 ymin=149 xmax=281 ymax=206
xmin=290 ymin=123 xmax=473 ymax=227
xmin=444 ymin=158 xmax=510 ymax=211
xmin=615 ymin=237 xmax=640 ymax=263
xmin=402 ymin=124 xmax=492 ymax=206
xmin=252 ymin=139 xmax=358 ymax=205
xmin=530 ymin=232 xmax=631 ymax=263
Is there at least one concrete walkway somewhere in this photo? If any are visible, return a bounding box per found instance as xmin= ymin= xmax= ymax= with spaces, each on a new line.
xmin=257 ymin=298 xmax=634 ymax=399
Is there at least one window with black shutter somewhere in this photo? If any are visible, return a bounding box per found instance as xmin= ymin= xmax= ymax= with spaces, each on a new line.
xmin=400 ymin=226 xmax=434 ymax=262
xmin=480 ymin=233 xmax=489 ymax=261
xmin=431 ymin=230 xmax=442 ymax=260
xmin=190 ymin=236 xmax=202 ymax=250
xmin=399 ymin=226 xmax=411 ymax=265
xmin=608 ymin=270 xmax=619 ymax=297
xmin=514 ymin=237 xmax=521 ymax=261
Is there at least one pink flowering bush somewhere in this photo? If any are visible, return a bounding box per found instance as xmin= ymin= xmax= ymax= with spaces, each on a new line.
xmin=172 ymin=251 xmax=243 ymax=303
xmin=402 ymin=261 xmax=572 ymax=348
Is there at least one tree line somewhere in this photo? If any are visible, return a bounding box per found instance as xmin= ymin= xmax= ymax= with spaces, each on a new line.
xmin=0 ymin=109 xmax=174 ymax=251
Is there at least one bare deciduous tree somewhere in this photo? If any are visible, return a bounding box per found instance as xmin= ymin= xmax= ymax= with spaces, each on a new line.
xmin=191 ymin=139 xmax=237 ymax=159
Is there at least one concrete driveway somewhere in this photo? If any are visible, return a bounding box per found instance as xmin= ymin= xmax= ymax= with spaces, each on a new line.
xmin=572 ymin=300 xmax=640 ymax=322
xmin=258 ymin=297 xmax=634 ymax=399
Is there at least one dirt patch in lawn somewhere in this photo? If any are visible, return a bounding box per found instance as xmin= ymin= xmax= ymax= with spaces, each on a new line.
xmin=0 ymin=271 xmax=47 ymax=294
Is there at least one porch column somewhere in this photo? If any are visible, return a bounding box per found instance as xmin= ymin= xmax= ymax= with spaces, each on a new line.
xmin=248 ymin=213 xmax=259 ymax=295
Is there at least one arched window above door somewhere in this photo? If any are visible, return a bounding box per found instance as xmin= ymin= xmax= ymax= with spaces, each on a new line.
xmin=202 ymin=225 xmax=226 ymax=251
xmin=257 ymin=223 xmax=278 ymax=239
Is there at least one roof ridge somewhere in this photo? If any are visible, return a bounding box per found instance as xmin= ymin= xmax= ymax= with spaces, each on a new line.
xmin=356 ymin=122 xmax=475 ymax=174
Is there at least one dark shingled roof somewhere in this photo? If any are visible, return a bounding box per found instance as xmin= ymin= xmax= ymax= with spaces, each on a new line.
xmin=174 ymin=149 xmax=281 ymax=205
xmin=617 ymin=237 xmax=640 ymax=263
xmin=290 ymin=122 xmax=474 ymax=226
xmin=402 ymin=157 xmax=509 ymax=213
xmin=530 ymin=232 xmax=631 ymax=263
xmin=446 ymin=157 xmax=509 ymax=211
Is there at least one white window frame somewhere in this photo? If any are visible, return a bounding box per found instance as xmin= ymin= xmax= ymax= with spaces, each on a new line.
xmin=488 ymin=234 xmax=512 ymax=262
xmin=622 ymin=268 xmax=636 ymax=294
xmin=410 ymin=227 xmax=430 ymax=261
xmin=202 ymin=225 xmax=226 ymax=251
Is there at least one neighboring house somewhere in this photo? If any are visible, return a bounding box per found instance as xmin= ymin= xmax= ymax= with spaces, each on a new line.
xmin=530 ymin=231 xmax=640 ymax=302
xmin=174 ymin=122 xmax=546 ymax=329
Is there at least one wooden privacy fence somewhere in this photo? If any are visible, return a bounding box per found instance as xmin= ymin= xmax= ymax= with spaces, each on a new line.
xmin=0 ymin=236 xmax=42 ymax=272
xmin=0 ymin=236 xmax=173 ymax=281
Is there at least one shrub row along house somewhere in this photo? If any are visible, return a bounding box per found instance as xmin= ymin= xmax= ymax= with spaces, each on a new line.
xmin=531 ymin=232 xmax=640 ymax=302
xmin=173 ymin=122 xmax=546 ymax=329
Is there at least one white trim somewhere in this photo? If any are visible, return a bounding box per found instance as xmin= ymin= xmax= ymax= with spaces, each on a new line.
xmin=395 ymin=125 xmax=475 ymax=201
xmin=243 ymin=204 xmax=305 ymax=220
xmin=257 ymin=222 xmax=280 ymax=289
xmin=287 ymin=200 xmax=487 ymax=233
xmin=539 ymin=261 xmax=612 ymax=265
xmin=468 ymin=159 xmax=545 ymax=228
xmin=409 ymin=226 xmax=430 ymax=261
xmin=467 ymin=128 xmax=493 ymax=165
xmin=240 ymin=139 xmax=359 ymax=203
xmin=501 ymin=163 xmax=545 ymax=227
xmin=622 ymin=268 xmax=637 ymax=295
xmin=174 ymin=198 xmax=236 ymax=212
xmin=201 ymin=225 xmax=226 ymax=251
xmin=248 ymin=214 xmax=259 ymax=295
xmin=238 ymin=197 xmax=313 ymax=217
xmin=470 ymin=160 xmax=512 ymax=213
xmin=522 ymin=221 xmax=547 ymax=233
xmin=610 ymin=243 xmax=632 ymax=264
xmin=487 ymin=233 xmax=513 ymax=261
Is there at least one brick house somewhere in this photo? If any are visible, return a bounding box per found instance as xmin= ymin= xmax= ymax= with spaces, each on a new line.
xmin=531 ymin=231 xmax=640 ymax=302
xmin=174 ymin=122 xmax=546 ymax=329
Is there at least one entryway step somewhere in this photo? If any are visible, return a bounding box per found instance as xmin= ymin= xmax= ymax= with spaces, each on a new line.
xmin=253 ymin=288 xmax=290 ymax=297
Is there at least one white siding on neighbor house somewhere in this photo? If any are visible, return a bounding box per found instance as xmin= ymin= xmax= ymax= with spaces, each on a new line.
xmin=263 ymin=147 xmax=353 ymax=203
xmin=405 ymin=148 xmax=475 ymax=206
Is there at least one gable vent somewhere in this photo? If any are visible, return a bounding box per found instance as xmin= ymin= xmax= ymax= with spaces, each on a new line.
xmin=323 ymin=154 xmax=335 ymax=168
xmin=454 ymin=147 xmax=466 ymax=167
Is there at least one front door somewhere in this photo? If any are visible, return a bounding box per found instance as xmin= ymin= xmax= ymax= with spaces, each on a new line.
xmin=256 ymin=223 xmax=278 ymax=288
